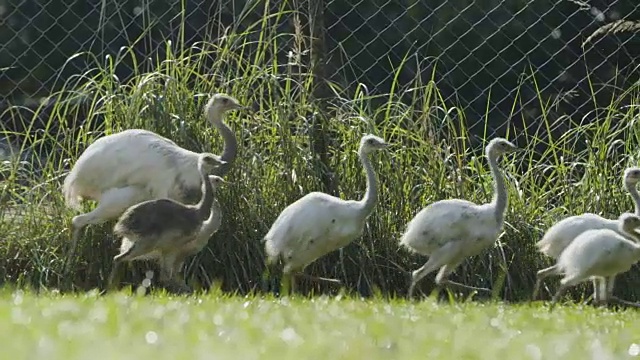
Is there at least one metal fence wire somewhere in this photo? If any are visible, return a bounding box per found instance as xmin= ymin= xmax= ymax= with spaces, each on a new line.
xmin=0 ymin=0 xmax=638 ymax=140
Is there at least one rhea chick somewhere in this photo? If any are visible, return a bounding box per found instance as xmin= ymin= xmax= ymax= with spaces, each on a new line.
xmin=550 ymin=213 xmax=640 ymax=310
xmin=108 ymin=153 xmax=226 ymax=293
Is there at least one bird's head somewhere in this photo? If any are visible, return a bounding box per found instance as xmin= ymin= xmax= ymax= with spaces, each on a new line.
xmin=359 ymin=134 xmax=389 ymax=154
xmin=204 ymin=93 xmax=245 ymax=122
xmin=198 ymin=153 xmax=226 ymax=173
xmin=207 ymin=175 xmax=228 ymax=189
xmin=486 ymin=137 xmax=519 ymax=159
xmin=618 ymin=212 xmax=640 ymax=235
xmin=624 ymin=167 xmax=640 ymax=185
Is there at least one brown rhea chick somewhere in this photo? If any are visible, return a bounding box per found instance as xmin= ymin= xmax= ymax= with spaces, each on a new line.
xmin=107 ymin=153 xmax=226 ymax=293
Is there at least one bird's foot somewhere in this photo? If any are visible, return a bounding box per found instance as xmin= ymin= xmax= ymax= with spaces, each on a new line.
xmin=442 ymin=279 xmax=492 ymax=294
xmin=297 ymin=273 xmax=342 ymax=285
xmin=164 ymin=280 xmax=193 ymax=295
xmin=609 ymin=296 xmax=640 ymax=308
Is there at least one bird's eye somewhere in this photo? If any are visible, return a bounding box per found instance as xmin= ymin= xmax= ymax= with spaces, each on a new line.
xmin=222 ymin=98 xmax=229 ymax=104
xmin=367 ymin=139 xmax=373 ymax=144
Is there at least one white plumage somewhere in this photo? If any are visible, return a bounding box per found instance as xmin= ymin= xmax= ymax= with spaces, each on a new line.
xmin=550 ymin=212 xmax=640 ymax=309
xmin=400 ymin=137 xmax=519 ymax=298
xmin=532 ymin=167 xmax=640 ymax=302
xmin=264 ymin=134 xmax=388 ymax=293
xmin=62 ymin=93 xmax=244 ymax=272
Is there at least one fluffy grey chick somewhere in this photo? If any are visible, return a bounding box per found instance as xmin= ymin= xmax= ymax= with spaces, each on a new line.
xmin=108 ymin=153 xmax=226 ymax=293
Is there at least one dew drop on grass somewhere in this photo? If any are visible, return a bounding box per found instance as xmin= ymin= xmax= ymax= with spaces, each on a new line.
xmin=38 ymin=336 xmax=54 ymax=352
xmin=380 ymin=339 xmax=397 ymax=352
xmin=238 ymin=311 xmax=249 ymax=320
xmin=525 ymin=344 xmax=542 ymax=360
xmin=589 ymin=338 xmax=610 ymax=359
xmin=178 ymin=309 xmax=190 ymax=325
xmin=152 ymin=305 xmax=166 ymax=319
xmin=490 ymin=317 xmax=500 ymax=328
xmin=629 ymin=343 xmax=640 ymax=356
xmin=88 ymin=305 xmax=108 ymax=323
xmin=145 ymin=331 xmax=158 ymax=345
xmin=280 ymin=327 xmax=302 ymax=345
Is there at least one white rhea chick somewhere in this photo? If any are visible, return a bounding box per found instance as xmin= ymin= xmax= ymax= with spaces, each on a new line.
xmin=107 ymin=154 xmax=227 ymax=293
xmin=550 ymin=212 xmax=640 ymax=310
xmin=62 ymin=93 xmax=244 ymax=274
xmin=532 ymin=167 xmax=640 ymax=302
xmin=400 ymin=137 xmax=519 ymax=298
xmin=264 ymin=134 xmax=389 ymax=294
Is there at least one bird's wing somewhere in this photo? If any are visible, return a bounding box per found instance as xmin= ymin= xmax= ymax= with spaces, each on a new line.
xmin=421 ymin=201 xmax=490 ymax=238
xmin=117 ymin=200 xmax=196 ymax=236
xmin=68 ymin=131 xmax=192 ymax=194
xmin=264 ymin=193 xmax=361 ymax=256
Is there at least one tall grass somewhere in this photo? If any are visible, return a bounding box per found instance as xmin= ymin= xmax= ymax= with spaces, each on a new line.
xmin=0 ymin=9 xmax=639 ymax=302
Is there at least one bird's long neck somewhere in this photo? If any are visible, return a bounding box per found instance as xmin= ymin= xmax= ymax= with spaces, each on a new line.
xmin=193 ymin=198 xmax=222 ymax=252
xmin=625 ymin=181 xmax=640 ymax=216
xmin=195 ymin=170 xmax=215 ymax=221
xmin=209 ymin=112 xmax=237 ymax=177
xmin=357 ymin=149 xmax=379 ymax=217
xmin=622 ymin=227 xmax=640 ymax=244
xmin=488 ymin=153 xmax=508 ymax=226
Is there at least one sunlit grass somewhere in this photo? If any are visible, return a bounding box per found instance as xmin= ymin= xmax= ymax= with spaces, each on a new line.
xmin=1 ymin=290 xmax=640 ymax=359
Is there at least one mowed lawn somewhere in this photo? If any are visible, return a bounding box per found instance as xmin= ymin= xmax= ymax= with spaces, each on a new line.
xmin=1 ymin=290 xmax=639 ymax=359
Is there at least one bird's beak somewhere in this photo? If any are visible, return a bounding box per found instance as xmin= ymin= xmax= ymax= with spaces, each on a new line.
xmin=235 ymin=104 xmax=245 ymax=110
xmin=235 ymin=104 xmax=252 ymax=112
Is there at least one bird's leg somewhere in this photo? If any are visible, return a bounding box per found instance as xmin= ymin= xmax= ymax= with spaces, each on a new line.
xmin=407 ymin=256 xmax=449 ymax=299
xmin=494 ymin=238 xmax=512 ymax=300
xmin=169 ymin=250 xmax=190 ymax=290
xmin=159 ymin=254 xmax=192 ymax=295
xmin=435 ymin=264 xmax=492 ymax=295
xmin=605 ymin=275 xmax=616 ymax=303
xmin=281 ymin=271 xmax=294 ymax=296
xmin=591 ymin=277 xmax=604 ymax=305
xmin=408 ymin=281 xmax=417 ymax=300
xmin=532 ymin=265 xmax=559 ymax=301
xmin=63 ymin=225 xmax=84 ymax=282
xmin=339 ymin=248 xmax=348 ymax=284
xmin=107 ymin=259 xmax=126 ymax=292
xmin=167 ymin=280 xmax=193 ymax=295
xmin=598 ymin=277 xmax=637 ymax=308
xmin=549 ymin=283 xmax=569 ymax=312
xmin=290 ymin=273 xmax=297 ymax=295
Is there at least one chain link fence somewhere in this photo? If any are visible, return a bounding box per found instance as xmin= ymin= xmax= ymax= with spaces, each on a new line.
xmin=0 ymin=0 xmax=638 ymax=140
xmin=0 ymin=0 xmax=638 ymax=296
